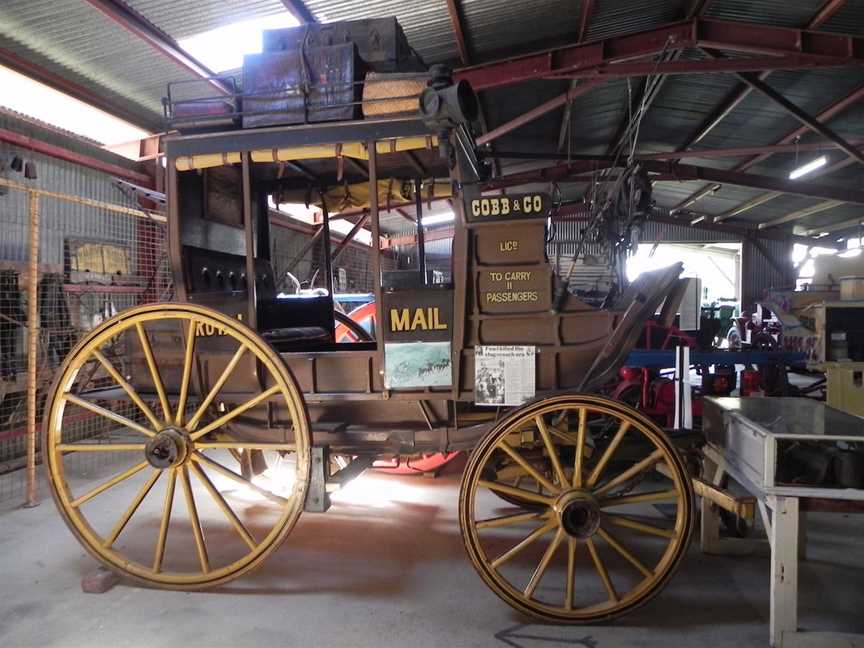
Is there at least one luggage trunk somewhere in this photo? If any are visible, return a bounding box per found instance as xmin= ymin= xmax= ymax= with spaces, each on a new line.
xmin=262 ymin=18 xmax=424 ymax=73
xmin=242 ymin=43 xmax=362 ymax=128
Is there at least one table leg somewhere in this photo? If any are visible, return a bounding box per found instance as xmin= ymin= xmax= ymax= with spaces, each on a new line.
xmin=769 ymin=496 xmax=799 ymax=648
xmin=798 ymin=511 xmax=807 ymax=561
xmin=700 ymin=455 xmax=723 ymax=553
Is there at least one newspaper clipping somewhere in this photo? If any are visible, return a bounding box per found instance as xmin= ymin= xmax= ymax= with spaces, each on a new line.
xmin=475 ymin=345 xmax=536 ymax=406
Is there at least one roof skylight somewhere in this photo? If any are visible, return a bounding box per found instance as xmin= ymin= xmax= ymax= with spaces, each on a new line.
xmin=179 ymin=13 xmax=300 ymax=73
xmin=0 ymin=65 xmax=149 ymax=148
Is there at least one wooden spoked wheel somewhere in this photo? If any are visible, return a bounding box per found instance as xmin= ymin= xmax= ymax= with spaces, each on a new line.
xmin=43 ymin=303 xmax=310 ymax=589
xmin=459 ymin=394 xmax=693 ymax=623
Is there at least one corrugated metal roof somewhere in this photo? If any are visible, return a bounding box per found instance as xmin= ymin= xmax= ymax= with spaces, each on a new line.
xmin=638 ymin=71 xmax=742 ymax=152
xmin=0 ymin=0 xmax=199 ymax=130
xmin=0 ymin=107 xmax=140 ymax=169
xmin=808 ymin=204 xmax=864 ymax=232
xmin=124 ymin=0 xmax=288 ymax=40
xmin=586 ymin=0 xmax=685 ymax=41
xmin=563 ymin=78 xmax=631 ymax=155
xmin=459 ymin=0 xmax=582 ymax=60
xmin=1 ymin=0 xmax=862 ymax=236
xmin=819 ymin=1 xmax=864 ymax=36
xmin=703 ymin=0 xmax=827 ymax=29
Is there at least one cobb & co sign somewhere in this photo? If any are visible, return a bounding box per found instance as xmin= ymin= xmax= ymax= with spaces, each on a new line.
xmin=466 ymin=193 xmax=550 ymax=222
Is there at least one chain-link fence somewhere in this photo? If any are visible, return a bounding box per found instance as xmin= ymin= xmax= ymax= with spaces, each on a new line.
xmin=0 ymin=177 xmax=171 ymax=505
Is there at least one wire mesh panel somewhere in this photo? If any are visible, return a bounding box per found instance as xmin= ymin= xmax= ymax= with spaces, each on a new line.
xmin=0 ymin=185 xmax=171 ymax=504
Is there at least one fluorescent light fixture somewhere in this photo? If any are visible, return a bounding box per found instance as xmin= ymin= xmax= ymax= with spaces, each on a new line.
xmin=179 ymin=13 xmax=299 ymax=73
xmin=421 ymin=213 xmax=455 ymax=226
xmin=789 ymin=155 xmax=827 ymax=180
xmin=839 ymin=248 xmax=862 ymax=259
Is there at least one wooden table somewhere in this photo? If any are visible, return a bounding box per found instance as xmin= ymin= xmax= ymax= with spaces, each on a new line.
xmin=701 ymin=397 xmax=864 ymax=648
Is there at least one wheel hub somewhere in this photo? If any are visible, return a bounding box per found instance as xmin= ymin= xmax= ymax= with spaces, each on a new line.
xmin=145 ymin=427 xmax=191 ymax=469
xmin=555 ymin=490 xmax=601 ymax=539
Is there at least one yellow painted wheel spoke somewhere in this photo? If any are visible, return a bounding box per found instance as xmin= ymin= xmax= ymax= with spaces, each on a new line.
xmin=477 ymin=479 xmax=555 ymax=507
xmin=179 ymin=466 xmax=210 ymax=574
xmin=546 ymin=425 xmax=578 ymax=446
xmin=189 ymin=385 xmax=281 ymax=441
xmin=490 ymin=518 xmax=557 ymax=569
xmin=600 ymin=489 xmax=679 ymax=508
xmin=587 ymin=421 xmax=630 ymax=488
xmin=70 ymin=461 xmax=148 ymax=508
xmin=63 ymin=394 xmax=154 ymax=438
xmin=565 ymin=537 xmax=577 ymax=610
xmin=594 ymin=448 xmax=665 ymax=497
xmin=497 ymin=442 xmax=559 ymax=494
xmin=104 ymin=469 xmax=161 ymax=548
xmin=604 ymin=514 xmax=675 ymax=539
xmin=187 ymin=345 xmax=247 ymax=432
xmin=460 ymin=395 xmax=694 ymax=623
xmin=92 ymin=349 xmax=162 ymax=430
xmin=596 ymin=526 xmax=653 ymax=579
xmin=56 ymin=443 xmax=145 ymax=453
xmin=586 ymin=536 xmax=618 ymax=603
xmin=573 ymin=408 xmax=587 ymax=488
xmin=175 ymin=321 xmax=197 ymax=426
xmin=476 ymin=510 xmax=547 ymax=530
xmin=153 ymin=468 xmax=176 ymax=573
xmin=524 ymin=526 xmax=565 ymax=598
xmin=192 ymin=452 xmax=289 ymax=506
xmin=135 ymin=322 xmax=171 ymax=424
xmin=45 ymin=305 xmax=311 ymax=589
xmin=189 ymin=461 xmax=256 ymax=550
xmin=536 ymin=415 xmax=568 ymax=488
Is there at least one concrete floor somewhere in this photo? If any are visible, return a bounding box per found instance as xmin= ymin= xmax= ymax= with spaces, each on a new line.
xmin=1 ymin=463 xmax=863 ymax=648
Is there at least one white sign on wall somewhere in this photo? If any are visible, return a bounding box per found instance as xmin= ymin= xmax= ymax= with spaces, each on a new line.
xmin=475 ymin=345 xmax=536 ymax=407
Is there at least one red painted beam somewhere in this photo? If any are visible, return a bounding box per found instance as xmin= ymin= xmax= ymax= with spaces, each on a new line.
xmin=558 ymin=0 xmax=595 ymax=151
xmin=82 ymin=0 xmax=228 ymax=95
xmin=671 ymin=0 xmax=850 ymax=203
xmin=808 ymin=0 xmax=847 ymax=29
xmin=0 ymin=47 xmax=156 ymax=131
xmin=687 ymin=0 xmax=717 ymax=19
xmin=477 ymin=79 xmax=605 ymax=146
xmin=740 ymin=83 xmax=864 ymax=172
xmin=673 ymin=81 xmax=864 ymax=215
xmin=0 ymin=127 xmax=154 ymax=187
xmin=385 ymin=205 xmax=814 ymax=246
xmin=457 ymin=22 xmax=694 ymax=91
xmin=551 ymin=55 xmax=841 ymax=79
xmin=644 ymin=160 xmax=864 ymax=205
xmin=445 ymin=0 xmax=471 ymax=65
xmin=673 ymin=75 xmax=764 ymax=158
xmin=734 ymin=70 xmax=864 ymax=165
xmin=457 ymin=19 xmax=864 ymax=91
xmin=476 ymin=157 xmax=864 ymax=205
xmin=643 ymin=138 xmax=863 ymax=161
xmin=385 ymin=226 xmax=456 ymax=248
xmin=578 ymin=0 xmax=595 ymax=42
xmin=280 ymin=0 xmax=315 ymax=24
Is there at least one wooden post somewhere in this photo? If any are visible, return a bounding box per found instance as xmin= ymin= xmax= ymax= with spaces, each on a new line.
xmin=367 ymin=141 xmax=385 ymax=386
xmin=25 ymin=191 xmax=39 ymax=507
xmin=241 ymin=153 xmax=257 ymax=328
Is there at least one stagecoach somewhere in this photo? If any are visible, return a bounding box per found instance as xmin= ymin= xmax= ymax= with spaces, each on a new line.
xmin=43 ymin=72 xmax=702 ymax=623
